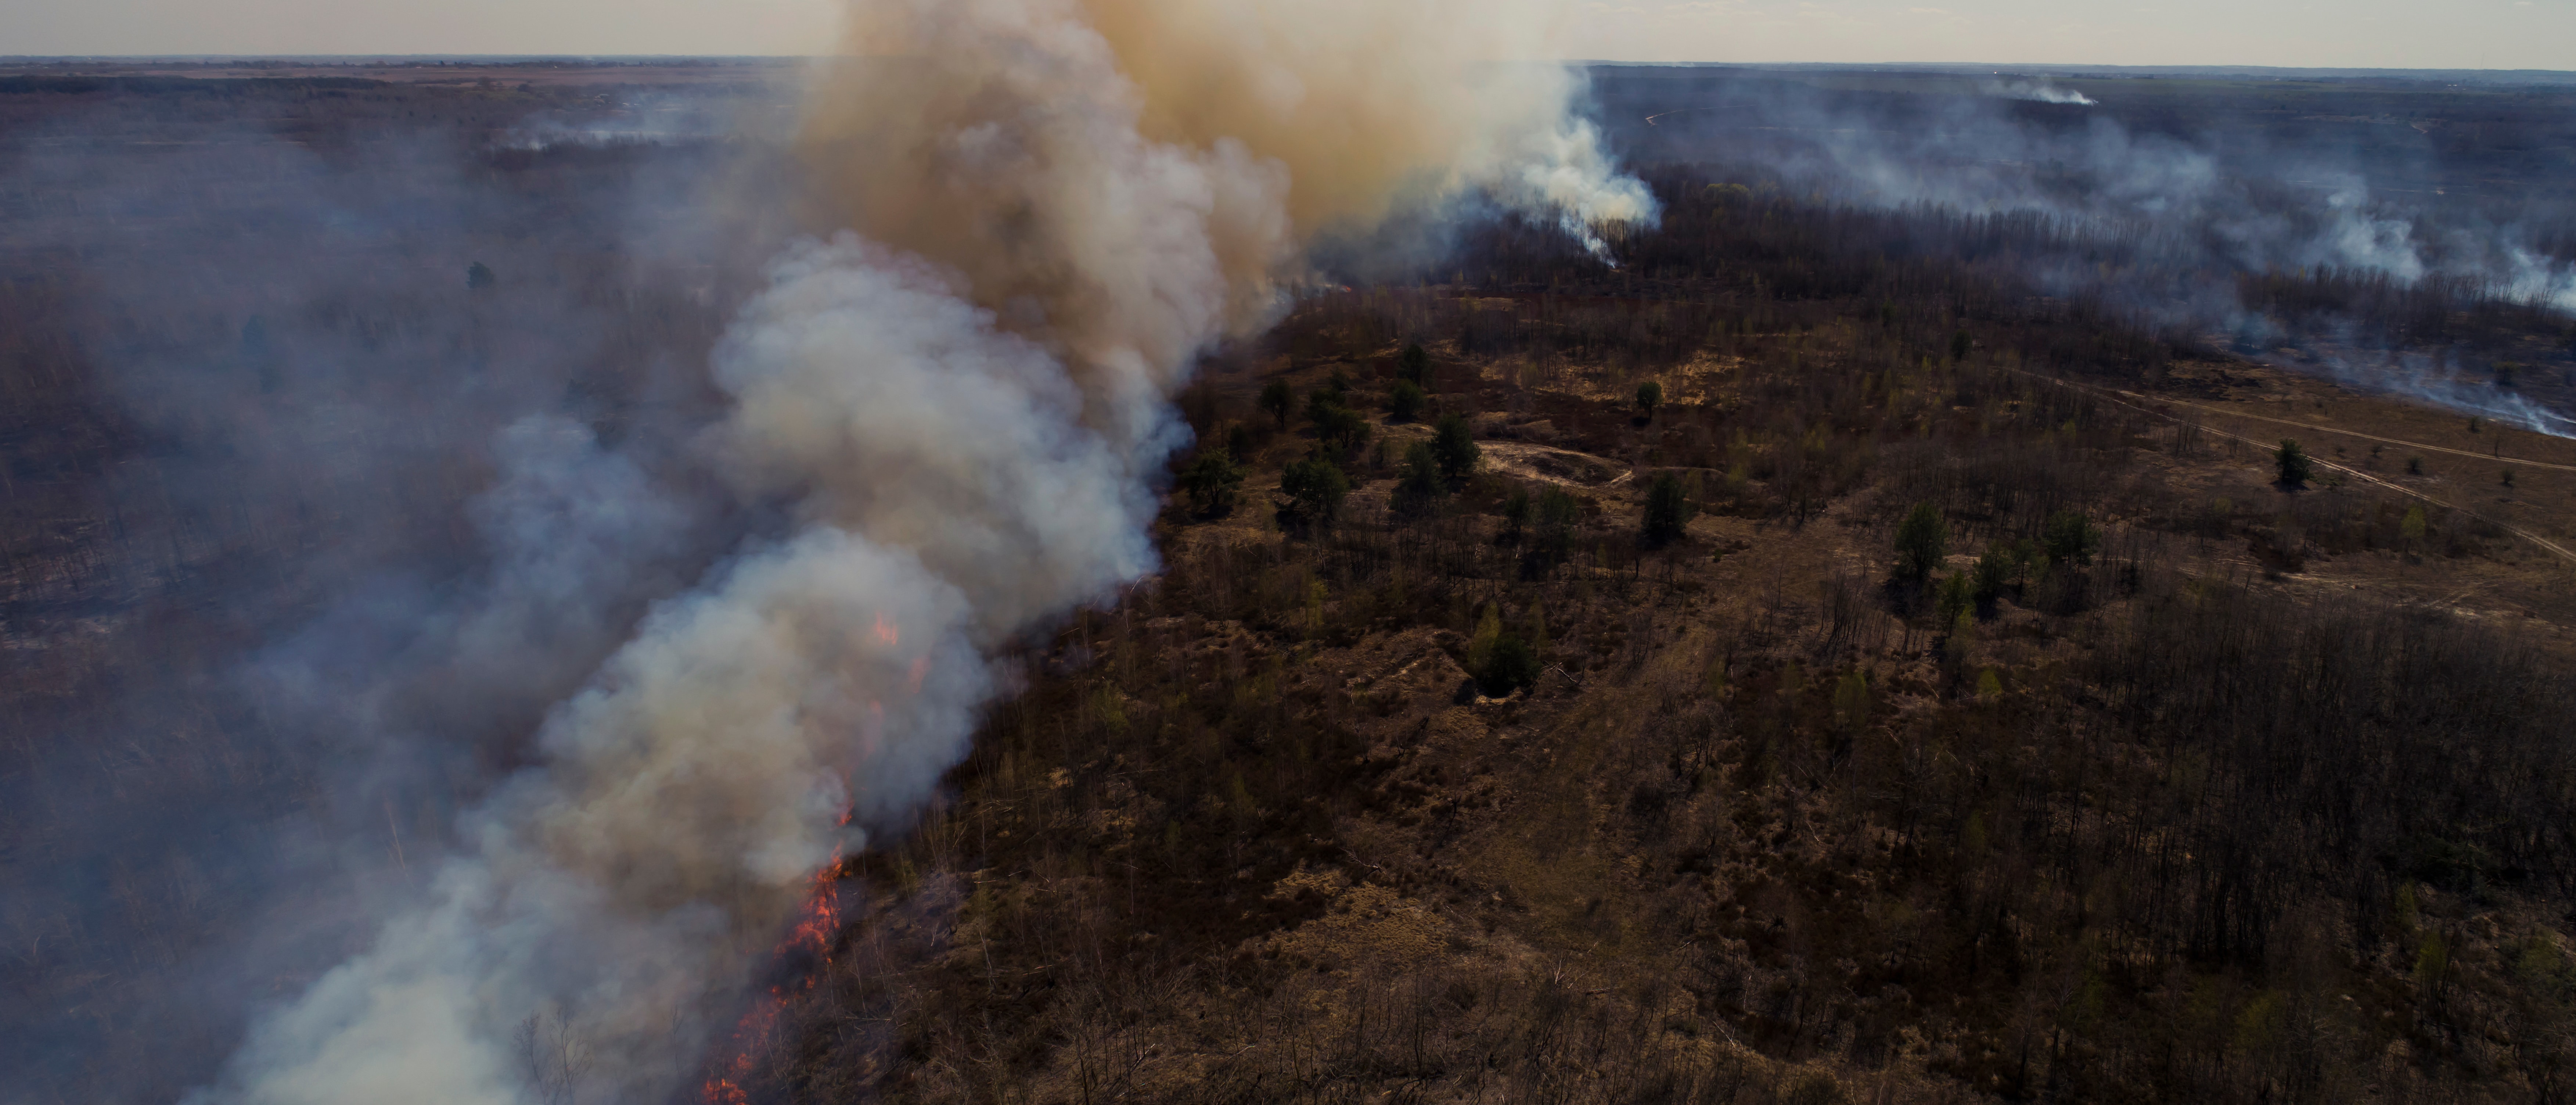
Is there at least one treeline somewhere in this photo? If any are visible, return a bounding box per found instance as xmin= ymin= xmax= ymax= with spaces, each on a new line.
xmin=1420 ymin=171 xmax=2195 ymax=383
xmin=1406 ymin=166 xmax=2573 ymax=410
xmin=2238 ymin=265 xmax=2575 ymax=357
xmin=0 ymin=76 xmax=392 ymax=97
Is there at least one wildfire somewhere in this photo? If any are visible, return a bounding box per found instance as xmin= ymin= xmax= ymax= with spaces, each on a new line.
xmin=698 ymin=843 xmax=849 ymax=1104
xmin=699 ymin=618 xmax=919 ymax=1104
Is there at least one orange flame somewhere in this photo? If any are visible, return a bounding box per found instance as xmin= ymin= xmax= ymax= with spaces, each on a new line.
xmin=872 ymin=613 xmax=899 ymax=648
xmin=698 ymin=859 xmax=847 ymax=1103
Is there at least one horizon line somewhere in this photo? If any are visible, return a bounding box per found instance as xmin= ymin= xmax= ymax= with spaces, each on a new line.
xmin=0 ymin=55 xmax=2572 ymax=78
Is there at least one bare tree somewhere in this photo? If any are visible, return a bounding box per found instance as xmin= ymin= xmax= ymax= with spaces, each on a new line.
xmin=515 ymin=1011 xmax=591 ymax=1105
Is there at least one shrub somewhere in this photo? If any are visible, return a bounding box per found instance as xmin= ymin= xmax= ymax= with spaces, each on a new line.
xmin=1832 ymin=670 xmax=1871 ymax=730
xmin=1397 ymin=342 xmax=1430 ymax=388
xmin=1176 ymin=448 xmax=1246 ymax=517
xmin=1476 ymin=634 xmax=1540 ymax=696
xmin=2041 ymin=510 xmax=2101 ymax=566
xmin=1388 ymin=379 xmax=1426 ymax=423
xmin=1893 ymin=503 xmax=1947 ymax=583
xmin=1523 ymin=485 xmax=1580 ymax=576
xmin=1500 ymin=485 xmax=1531 ymax=541
xmin=2005 ymin=538 xmax=2040 ymax=588
xmin=1257 ymin=379 xmax=1294 ymax=428
xmin=1971 ymin=549 xmax=2010 ymax=603
xmin=1393 ymin=442 xmax=1445 ymax=517
xmin=1278 ymin=456 xmax=1350 ymax=527
xmin=1431 ymin=413 xmax=1479 ymax=485
xmin=1937 ymin=571 xmax=1974 ymax=628
xmin=1467 ymin=603 xmax=1501 ymax=665
xmin=1537 ymin=487 xmax=1579 ymax=533
xmin=1636 ymin=380 xmax=1663 ymax=420
xmin=1641 ymin=471 xmax=1693 ymax=547
xmin=1306 ymin=391 xmax=1371 ymax=458
xmin=2275 ymin=439 xmax=2313 ymax=488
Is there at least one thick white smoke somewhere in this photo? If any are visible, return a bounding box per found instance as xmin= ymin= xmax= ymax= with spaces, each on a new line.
xmin=2506 ymin=245 xmax=2576 ymax=315
xmin=195 ymin=2 xmax=1650 ymax=1103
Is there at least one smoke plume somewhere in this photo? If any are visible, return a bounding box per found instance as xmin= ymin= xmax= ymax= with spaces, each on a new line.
xmin=1984 ymin=78 xmax=2096 ymax=106
xmin=193 ymin=3 xmax=1648 ymax=1103
xmin=1617 ymin=68 xmax=2576 ymax=431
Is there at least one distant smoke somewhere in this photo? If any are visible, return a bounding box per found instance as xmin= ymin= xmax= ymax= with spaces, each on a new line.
xmin=1649 ymin=76 xmax=2572 ymax=291
xmin=492 ymin=92 xmax=793 ymax=153
xmin=2507 ymin=245 xmax=2576 ymax=313
xmin=2322 ymin=346 xmax=2576 ymax=435
xmin=194 ymin=3 xmax=1648 ymax=1103
xmin=1633 ymin=73 xmax=2575 ymax=430
xmin=1984 ymin=78 xmax=2095 ymax=106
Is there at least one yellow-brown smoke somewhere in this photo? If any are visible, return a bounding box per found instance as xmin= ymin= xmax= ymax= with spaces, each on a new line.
xmin=797 ymin=0 xmax=1651 ymax=393
xmin=197 ymin=5 xmax=1648 ymax=1105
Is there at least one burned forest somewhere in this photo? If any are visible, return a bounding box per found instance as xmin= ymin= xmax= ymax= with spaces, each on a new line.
xmin=7 ymin=55 xmax=2576 ymax=1105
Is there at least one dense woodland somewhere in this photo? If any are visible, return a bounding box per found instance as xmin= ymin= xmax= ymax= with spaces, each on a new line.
xmin=6 ymin=71 xmax=2576 ymax=1105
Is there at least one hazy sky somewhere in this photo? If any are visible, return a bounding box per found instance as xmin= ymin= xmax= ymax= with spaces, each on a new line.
xmin=10 ymin=0 xmax=2574 ymax=71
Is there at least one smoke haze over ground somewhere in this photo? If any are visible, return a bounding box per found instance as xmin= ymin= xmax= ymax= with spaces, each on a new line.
xmin=0 ymin=5 xmax=1656 ymax=1104
xmin=1598 ymin=66 xmax=2576 ymax=432
xmin=0 ymin=72 xmax=792 ymax=1102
